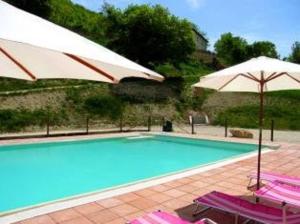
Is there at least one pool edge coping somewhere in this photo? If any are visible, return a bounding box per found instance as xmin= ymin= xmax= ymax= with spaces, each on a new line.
xmin=0 ymin=131 xmax=281 ymax=149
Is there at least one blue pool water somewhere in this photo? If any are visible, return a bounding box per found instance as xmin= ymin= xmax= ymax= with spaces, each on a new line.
xmin=0 ymin=135 xmax=256 ymax=212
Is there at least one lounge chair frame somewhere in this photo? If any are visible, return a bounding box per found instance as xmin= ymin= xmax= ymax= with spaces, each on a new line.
xmin=193 ymin=191 xmax=300 ymax=224
xmin=193 ymin=203 xmax=251 ymax=224
xmin=127 ymin=210 xmax=218 ymax=224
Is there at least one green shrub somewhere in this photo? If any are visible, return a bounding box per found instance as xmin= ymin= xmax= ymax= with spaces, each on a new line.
xmin=0 ymin=78 xmax=93 ymax=93
xmin=0 ymin=108 xmax=69 ymax=133
xmin=267 ymin=90 xmax=300 ymax=101
xmin=154 ymin=60 xmax=213 ymax=79
xmin=215 ymin=104 xmax=300 ymax=130
xmin=84 ymin=95 xmax=123 ymax=120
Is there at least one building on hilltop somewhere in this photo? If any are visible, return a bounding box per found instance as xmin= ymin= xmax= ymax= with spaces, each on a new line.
xmin=192 ymin=28 xmax=223 ymax=69
xmin=192 ymin=28 xmax=208 ymax=51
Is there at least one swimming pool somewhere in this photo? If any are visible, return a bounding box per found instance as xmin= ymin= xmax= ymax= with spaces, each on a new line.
xmin=0 ymin=135 xmax=256 ymax=213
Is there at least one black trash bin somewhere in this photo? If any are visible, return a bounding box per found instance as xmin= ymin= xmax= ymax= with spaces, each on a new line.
xmin=163 ymin=120 xmax=173 ymax=132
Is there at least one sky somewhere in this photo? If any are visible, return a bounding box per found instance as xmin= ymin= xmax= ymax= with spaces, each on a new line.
xmin=71 ymin=0 xmax=300 ymax=57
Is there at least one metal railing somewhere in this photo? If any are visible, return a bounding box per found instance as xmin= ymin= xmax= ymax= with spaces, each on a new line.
xmin=0 ymin=113 xmax=280 ymax=142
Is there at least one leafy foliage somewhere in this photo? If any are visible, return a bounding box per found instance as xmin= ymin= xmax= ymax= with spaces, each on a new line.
xmin=5 ymin=0 xmax=197 ymax=68
xmin=0 ymin=108 xmax=67 ymax=132
xmin=214 ymin=33 xmax=248 ymax=66
xmin=267 ymin=90 xmax=300 ymax=101
xmin=84 ymin=95 xmax=123 ymax=120
xmin=155 ymin=61 xmax=214 ymax=112
xmin=215 ymin=103 xmax=300 ymax=130
xmin=155 ymin=60 xmax=212 ymax=78
xmin=215 ymin=33 xmax=279 ymax=66
xmin=49 ymin=0 xmax=107 ymax=44
xmin=102 ymin=4 xmax=195 ymax=66
xmin=0 ymin=78 xmax=94 ymax=92
xmin=247 ymin=41 xmax=279 ymax=58
xmin=288 ymin=41 xmax=300 ymax=64
xmin=4 ymin=0 xmax=51 ymax=18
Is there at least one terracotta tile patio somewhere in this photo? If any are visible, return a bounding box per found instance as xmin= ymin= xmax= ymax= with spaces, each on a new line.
xmin=13 ymin=143 xmax=300 ymax=224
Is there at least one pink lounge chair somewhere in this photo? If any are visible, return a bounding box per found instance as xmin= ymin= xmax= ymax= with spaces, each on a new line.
xmin=129 ymin=210 xmax=217 ymax=224
xmin=194 ymin=191 xmax=300 ymax=224
xmin=248 ymin=171 xmax=300 ymax=187
xmin=255 ymin=181 xmax=300 ymax=209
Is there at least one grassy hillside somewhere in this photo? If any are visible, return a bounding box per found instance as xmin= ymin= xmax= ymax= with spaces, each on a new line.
xmin=0 ymin=61 xmax=212 ymax=133
xmin=205 ymin=91 xmax=300 ymax=130
xmin=1 ymin=66 xmax=299 ymax=132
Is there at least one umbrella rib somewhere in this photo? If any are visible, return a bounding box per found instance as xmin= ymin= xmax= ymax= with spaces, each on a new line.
xmin=265 ymin=72 xmax=278 ymax=81
xmin=64 ymin=53 xmax=116 ymax=83
xmin=285 ymin=73 xmax=300 ymax=83
xmin=218 ymin=72 xmax=260 ymax=91
xmin=265 ymin=72 xmax=300 ymax=84
xmin=244 ymin=73 xmax=260 ymax=82
xmin=0 ymin=47 xmax=36 ymax=80
xmin=265 ymin=72 xmax=286 ymax=82
xmin=217 ymin=74 xmax=241 ymax=91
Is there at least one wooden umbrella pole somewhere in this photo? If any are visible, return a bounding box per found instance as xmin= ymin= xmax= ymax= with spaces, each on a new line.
xmin=256 ymin=72 xmax=265 ymax=191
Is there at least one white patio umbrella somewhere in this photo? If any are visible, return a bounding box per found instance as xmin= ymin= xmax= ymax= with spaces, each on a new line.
xmin=0 ymin=0 xmax=164 ymax=83
xmin=193 ymin=56 xmax=300 ymax=190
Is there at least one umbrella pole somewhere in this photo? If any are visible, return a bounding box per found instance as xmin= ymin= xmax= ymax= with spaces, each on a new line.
xmin=256 ymin=78 xmax=265 ymax=191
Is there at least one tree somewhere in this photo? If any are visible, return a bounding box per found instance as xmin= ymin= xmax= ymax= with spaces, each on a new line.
xmin=215 ymin=33 xmax=280 ymax=66
xmin=102 ymin=4 xmax=196 ymax=67
xmin=247 ymin=41 xmax=279 ymax=58
xmin=4 ymin=0 xmax=107 ymax=45
xmin=214 ymin=33 xmax=248 ymax=66
xmin=4 ymin=0 xmax=51 ymax=18
xmin=288 ymin=42 xmax=300 ymax=64
xmin=49 ymin=0 xmax=107 ymax=45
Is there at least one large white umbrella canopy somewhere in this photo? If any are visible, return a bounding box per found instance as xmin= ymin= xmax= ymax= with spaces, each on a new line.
xmin=0 ymin=0 xmax=164 ymax=83
xmin=193 ymin=56 xmax=300 ymax=190
xmin=193 ymin=56 xmax=300 ymax=92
